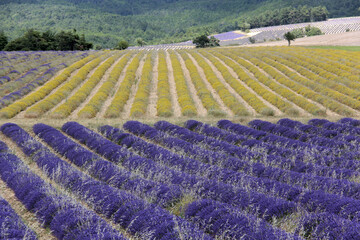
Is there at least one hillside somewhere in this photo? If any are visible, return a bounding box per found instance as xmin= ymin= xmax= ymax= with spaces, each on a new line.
xmin=0 ymin=0 xmax=359 ymax=48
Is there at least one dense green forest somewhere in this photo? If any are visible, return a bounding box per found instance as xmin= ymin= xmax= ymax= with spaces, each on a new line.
xmin=0 ymin=0 xmax=358 ymax=48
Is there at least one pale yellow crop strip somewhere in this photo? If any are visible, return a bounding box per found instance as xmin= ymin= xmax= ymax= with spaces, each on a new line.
xmin=291 ymin=48 xmax=360 ymax=79
xmin=278 ymin=49 xmax=360 ymax=91
xmin=50 ymin=53 xmax=124 ymax=118
xmin=105 ymin=51 xmax=145 ymax=118
xmin=211 ymin=50 xmax=292 ymax=113
xmin=188 ymin=50 xmax=249 ymax=116
xmin=199 ymin=50 xmax=269 ymax=114
xmin=247 ymin=49 xmax=358 ymax=115
xmin=168 ymin=50 xmax=197 ymax=116
xmin=223 ymin=49 xmax=324 ymax=116
xmin=178 ymin=50 xmax=224 ymax=117
xmin=262 ymin=52 xmax=360 ymax=104
xmin=281 ymin=49 xmax=360 ymax=87
xmin=0 ymin=54 xmax=97 ymax=119
xmin=275 ymin=50 xmax=360 ymax=94
xmin=78 ymin=51 xmax=136 ymax=118
xmin=24 ymin=53 xmax=109 ymax=118
xmin=130 ymin=52 xmax=154 ymax=117
xmin=156 ymin=50 xmax=172 ymax=117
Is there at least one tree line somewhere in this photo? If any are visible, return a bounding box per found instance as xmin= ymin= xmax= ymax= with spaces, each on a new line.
xmin=0 ymin=29 xmax=93 ymax=51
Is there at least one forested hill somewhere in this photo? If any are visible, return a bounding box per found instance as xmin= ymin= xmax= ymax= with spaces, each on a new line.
xmin=0 ymin=0 xmax=359 ymax=48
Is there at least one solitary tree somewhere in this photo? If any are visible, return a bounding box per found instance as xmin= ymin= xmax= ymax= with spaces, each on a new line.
xmin=193 ymin=35 xmax=220 ymax=48
xmin=135 ymin=38 xmax=145 ymax=47
xmin=284 ymin=32 xmax=296 ymax=46
xmin=117 ymin=40 xmax=129 ymax=50
xmin=0 ymin=31 xmax=8 ymax=50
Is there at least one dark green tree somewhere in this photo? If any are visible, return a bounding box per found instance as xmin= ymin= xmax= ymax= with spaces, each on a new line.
xmin=116 ymin=40 xmax=129 ymax=50
xmin=135 ymin=38 xmax=145 ymax=46
xmin=193 ymin=35 xmax=209 ymax=48
xmin=284 ymin=32 xmax=296 ymax=46
xmin=0 ymin=31 xmax=8 ymax=50
xmin=193 ymin=35 xmax=220 ymax=48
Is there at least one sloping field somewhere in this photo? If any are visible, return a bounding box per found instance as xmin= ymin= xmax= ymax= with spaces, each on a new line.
xmin=1 ymin=47 xmax=360 ymax=121
xmin=246 ymin=31 xmax=360 ymax=47
xmin=2 ymin=117 xmax=360 ymax=239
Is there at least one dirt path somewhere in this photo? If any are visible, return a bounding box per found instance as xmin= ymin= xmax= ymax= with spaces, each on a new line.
xmin=186 ymin=52 xmax=233 ymax=117
xmin=165 ymin=51 xmax=182 ymax=117
xmin=69 ymin=53 xmax=124 ymax=119
xmin=197 ymin=51 xmax=257 ymax=116
xmin=175 ymin=51 xmax=207 ymax=117
xmin=97 ymin=54 xmax=138 ymax=118
xmin=146 ymin=53 xmax=158 ymax=117
xmin=235 ymin=55 xmax=311 ymax=117
xmin=209 ymin=52 xmax=282 ymax=116
xmin=122 ymin=53 xmax=148 ymax=119
xmin=44 ymin=55 xmax=113 ymax=118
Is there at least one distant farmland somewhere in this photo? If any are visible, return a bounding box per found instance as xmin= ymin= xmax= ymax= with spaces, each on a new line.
xmin=0 ymin=46 xmax=360 ymax=121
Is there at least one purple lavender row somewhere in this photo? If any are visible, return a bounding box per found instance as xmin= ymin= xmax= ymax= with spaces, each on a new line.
xmin=338 ymin=118 xmax=360 ymax=127
xmin=121 ymin=121 xmax=300 ymax=202
xmin=309 ymin=118 xmax=360 ymax=136
xmin=152 ymin=120 xmax=360 ymax=221
xmin=63 ymin=122 xmax=299 ymax=239
xmin=0 ymin=63 xmax=65 ymax=108
xmin=160 ymin=120 xmax=353 ymax=179
xmin=185 ymin=199 xmax=300 ymax=240
xmin=0 ymin=63 xmax=50 ymax=85
xmin=64 ymin=122 xmax=295 ymax=222
xmin=295 ymin=212 xmax=360 ymax=239
xmin=2 ymin=123 xmax=209 ymax=240
xmin=45 ymin=125 xmax=297 ymax=240
xmin=0 ymin=195 xmax=37 ymax=240
xmin=249 ymin=119 xmax=360 ymax=161
xmin=155 ymin=121 xmax=360 ymax=200
xmin=249 ymin=119 xmax=358 ymax=152
xmin=33 ymin=123 xmax=182 ymax=208
xmin=0 ymin=141 xmax=125 ymax=240
xmin=217 ymin=120 xmax=340 ymax=155
xmin=186 ymin=120 xmax=360 ymax=174
xmin=278 ymin=118 xmax=360 ymax=170
xmin=101 ymin=126 xmax=357 ymax=234
xmin=185 ymin=119 xmax=294 ymax=157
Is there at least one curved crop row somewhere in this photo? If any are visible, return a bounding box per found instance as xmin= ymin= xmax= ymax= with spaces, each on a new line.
xmin=168 ymin=51 xmax=197 ymax=116
xmin=50 ymin=54 xmax=121 ymax=118
xmin=188 ymin=50 xmax=249 ymax=116
xmin=156 ymin=51 xmax=172 ymax=117
xmin=78 ymin=52 xmax=135 ymax=118
xmin=105 ymin=52 xmax=144 ymax=118
xmin=257 ymin=51 xmax=358 ymax=115
xmin=0 ymin=135 xmax=125 ymax=239
xmin=130 ymin=53 xmax=154 ymax=117
xmin=226 ymin=50 xmax=323 ymax=116
xmin=25 ymin=54 xmax=108 ymax=118
xmin=271 ymin=49 xmax=360 ymax=95
xmin=178 ymin=51 xmax=225 ymax=116
xmin=0 ymin=54 xmax=96 ymax=118
xmin=0 ymin=194 xmax=37 ymax=239
xmin=4 ymin=123 xmax=209 ymax=240
xmin=199 ymin=50 xmax=270 ymax=114
xmin=210 ymin=50 xmax=293 ymax=113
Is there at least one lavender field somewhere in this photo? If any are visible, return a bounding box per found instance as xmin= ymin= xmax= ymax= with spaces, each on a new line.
xmin=1 ymin=117 xmax=360 ymax=239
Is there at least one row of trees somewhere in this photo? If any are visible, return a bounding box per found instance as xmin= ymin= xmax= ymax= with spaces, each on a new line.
xmin=246 ymin=6 xmax=329 ymax=29
xmin=0 ymin=29 xmax=93 ymax=51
